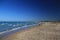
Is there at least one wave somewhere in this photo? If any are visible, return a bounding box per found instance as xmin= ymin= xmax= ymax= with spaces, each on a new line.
xmin=0 ymin=23 xmax=39 ymax=37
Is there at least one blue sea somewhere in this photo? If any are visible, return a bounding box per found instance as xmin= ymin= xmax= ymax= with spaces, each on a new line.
xmin=0 ymin=22 xmax=37 ymax=32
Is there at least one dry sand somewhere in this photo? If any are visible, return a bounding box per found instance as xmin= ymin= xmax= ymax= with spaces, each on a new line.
xmin=1 ymin=22 xmax=60 ymax=40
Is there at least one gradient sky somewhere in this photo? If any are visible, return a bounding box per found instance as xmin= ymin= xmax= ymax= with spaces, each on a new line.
xmin=0 ymin=0 xmax=60 ymax=21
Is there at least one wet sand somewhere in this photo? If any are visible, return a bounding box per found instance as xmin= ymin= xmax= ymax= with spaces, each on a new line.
xmin=1 ymin=22 xmax=60 ymax=40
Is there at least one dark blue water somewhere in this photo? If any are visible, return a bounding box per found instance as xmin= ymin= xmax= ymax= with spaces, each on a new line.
xmin=0 ymin=22 xmax=37 ymax=32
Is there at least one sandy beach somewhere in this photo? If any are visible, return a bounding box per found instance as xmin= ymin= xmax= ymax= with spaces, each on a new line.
xmin=1 ymin=22 xmax=60 ymax=40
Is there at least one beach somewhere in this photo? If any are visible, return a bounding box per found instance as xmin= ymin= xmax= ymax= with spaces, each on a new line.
xmin=1 ymin=22 xmax=60 ymax=40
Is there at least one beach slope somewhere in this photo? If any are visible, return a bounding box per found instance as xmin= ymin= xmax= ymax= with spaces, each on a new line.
xmin=2 ymin=22 xmax=60 ymax=40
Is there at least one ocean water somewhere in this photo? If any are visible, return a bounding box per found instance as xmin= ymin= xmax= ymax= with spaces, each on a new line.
xmin=0 ymin=22 xmax=37 ymax=32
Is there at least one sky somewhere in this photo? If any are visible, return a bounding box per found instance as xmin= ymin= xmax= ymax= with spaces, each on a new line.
xmin=0 ymin=0 xmax=60 ymax=21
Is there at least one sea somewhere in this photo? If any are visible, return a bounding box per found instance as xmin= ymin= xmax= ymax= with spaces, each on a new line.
xmin=0 ymin=21 xmax=38 ymax=33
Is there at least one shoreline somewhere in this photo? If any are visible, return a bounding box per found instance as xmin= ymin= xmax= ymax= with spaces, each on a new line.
xmin=1 ymin=22 xmax=51 ymax=40
xmin=0 ymin=23 xmax=40 ymax=38
xmin=1 ymin=22 xmax=60 ymax=40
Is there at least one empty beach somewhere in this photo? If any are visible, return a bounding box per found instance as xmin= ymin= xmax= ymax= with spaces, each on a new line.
xmin=1 ymin=22 xmax=60 ymax=40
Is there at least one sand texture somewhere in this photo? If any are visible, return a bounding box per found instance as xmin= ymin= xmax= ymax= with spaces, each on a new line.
xmin=1 ymin=22 xmax=60 ymax=40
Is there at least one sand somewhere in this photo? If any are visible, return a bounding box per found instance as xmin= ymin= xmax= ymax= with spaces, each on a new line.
xmin=1 ymin=22 xmax=60 ymax=40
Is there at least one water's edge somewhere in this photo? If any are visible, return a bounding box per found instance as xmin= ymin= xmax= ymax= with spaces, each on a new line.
xmin=0 ymin=23 xmax=40 ymax=38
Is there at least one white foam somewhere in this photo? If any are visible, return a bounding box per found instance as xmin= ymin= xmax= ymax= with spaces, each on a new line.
xmin=8 ymin=24 xmax=12 ymax=26
xmin=13 ymin=25 xmax=16 ymax=27
xmin=0 ymin=23 xmax=39 ymax=35
xmin=1 ymin=23 xmax=5 ymax=25
xmin=0 ymin=27 xmax=21 ymax=35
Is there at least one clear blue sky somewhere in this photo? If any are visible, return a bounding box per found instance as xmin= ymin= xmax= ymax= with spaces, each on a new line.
xmin=0 ymin=0 xmax=60 ymax=21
